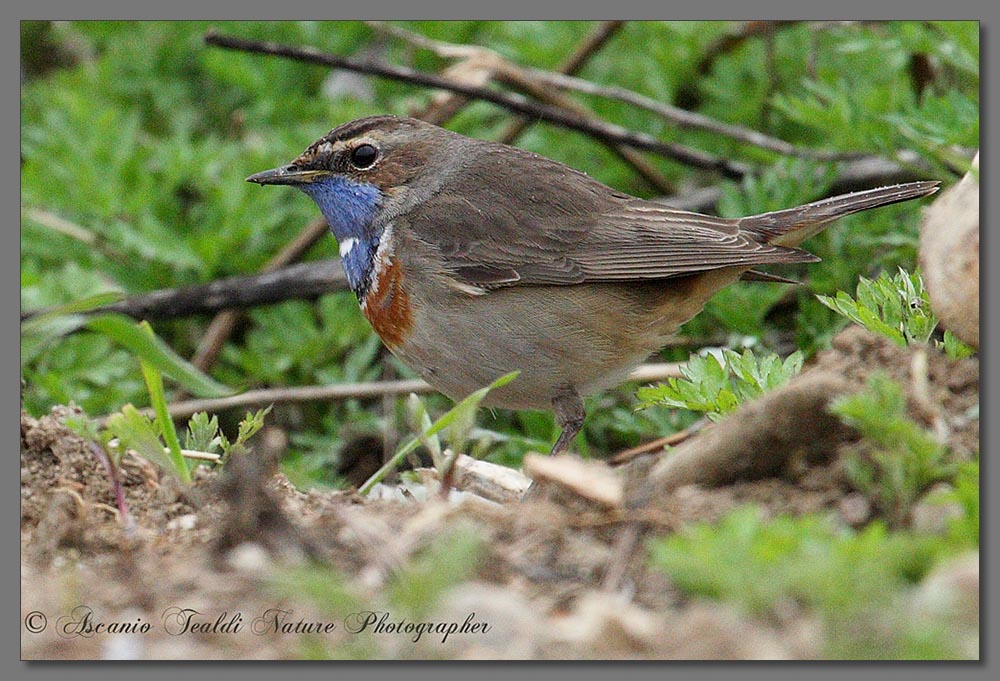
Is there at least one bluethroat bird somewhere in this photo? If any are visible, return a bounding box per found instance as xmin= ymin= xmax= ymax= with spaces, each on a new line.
xmin=248 ymin=115 xmax=938 ymax=455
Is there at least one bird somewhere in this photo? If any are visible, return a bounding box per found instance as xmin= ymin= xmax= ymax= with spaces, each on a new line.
xmin=247 ymin=115 xmax=939 ymax=456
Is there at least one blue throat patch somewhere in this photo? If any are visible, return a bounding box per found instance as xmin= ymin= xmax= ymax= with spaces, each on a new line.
xmin=299 ymin=177 xmax=383 ymax=298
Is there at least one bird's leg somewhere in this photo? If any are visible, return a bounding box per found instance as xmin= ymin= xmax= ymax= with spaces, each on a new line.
xmin=519 ymin=387 xmax=584 ymax=501
xmin=550 ymin=386 xmax=585 ymax=455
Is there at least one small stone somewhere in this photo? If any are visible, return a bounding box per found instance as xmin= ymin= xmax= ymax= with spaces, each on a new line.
xmin=425 ymin=582 xmax=541 ymax=660
xmin=910 ymin=484 xmax=963 ymax=535
xmin=912 ymin=551 xmax=979 ymax=658
xmin=914 ymin=551 xmax=979 ymax=627
xmin=837 ymin=493 xmax=871 ymax=526
xmin=225 ymin=542 xmax=272 ymax=574
xmin=166 ymin=513 xmax=198 ymax=531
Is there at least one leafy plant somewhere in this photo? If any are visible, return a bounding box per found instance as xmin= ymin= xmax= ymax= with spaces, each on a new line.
xmin=648 ymin=506 xmax=964 ymax=658
xmin=269 ymin=523 xmax=483 ymax=659
xmin=636 ymin=348 xmax=803 ymax=421
xmin=185 ymin=406 xmax=272 ymax=461
xmin=649 ymin=507 xmax=944 ymax=615
xmin=817 ymin=268 xmax=936 ymax=346
xmin=817 ymin=268 xmax=975 ymax=358
xmin=830 ymin=373 xmax=955 ymax=526
xmin=358 ymin=371 xmax=520 ymax=495
xmin=928 ymin=459 xmax=979 ymax=548
xmin=941 ymin=329 xmax=976 ymax=360
xmin=105 ymin=405 xmax=191 ymax=483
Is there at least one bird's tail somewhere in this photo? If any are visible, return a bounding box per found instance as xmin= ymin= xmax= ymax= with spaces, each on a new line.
xmin=738 ymin=181 xmax=940 ymax=248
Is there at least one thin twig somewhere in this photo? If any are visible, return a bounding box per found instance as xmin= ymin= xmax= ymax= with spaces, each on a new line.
xmin=88 ymin=441 xmax=135 ymax=532
xmin=24 ymin=208 xmax=135 ymax=268
xmin=555 ymin=21 xmax=626 ymax=79
xmin=524 ymin=68 xmax=862 ymax=162
xmin=374 ymin=21 xmax=675 ymax=195
xmin=204 ymin=30 xmax=749 ymax=179
xmin=367 ymin=22 xmax=857 ymax=162
xmin=99 ymin=363 xmax=683 ymax=424
xmin=22 ymin=259 xmax=351 ymax=322
xmin=24 ymin=208 xmax=97 ymax=244
xmin=695 ymin=21 xmax=795 ymax=77
xmin=165 ymin=378 xmax=431 ymax=421
xmin=494 ymin=53 xmax=675 ymax=194
xmin=493 ymin=21 xmax=673 ymax=193
xmin=106 ymin=439 xmax=222 ymax=462
xmin=608 ymin=419 xmax=708 ymax=466
xmin=499 ymin=20 xmax=625 ymax=142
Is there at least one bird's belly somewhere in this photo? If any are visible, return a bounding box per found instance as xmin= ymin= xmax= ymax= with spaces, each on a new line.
xmin=382 ymin=274 xmax=736 ymax=410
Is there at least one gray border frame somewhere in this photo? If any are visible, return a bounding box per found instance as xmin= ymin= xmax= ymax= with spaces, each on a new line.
xmin=8 ymin=4 xmax=994 ymax=679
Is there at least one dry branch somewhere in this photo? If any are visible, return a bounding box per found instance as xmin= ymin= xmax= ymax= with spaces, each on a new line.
xmin=204 ymin=30 xmax=749 ymax=179
xmin=369 ymin=22 xmax=857 ymax=162
xmin=371 ymin=21 xmax=672 ymax=192
xmin=97 ymin=363 xmax=683 ymax=423
xmin=444 ymin=454 xmax=532 ymax=504
xmin=29 ymin=259 xmax=350 ymax=322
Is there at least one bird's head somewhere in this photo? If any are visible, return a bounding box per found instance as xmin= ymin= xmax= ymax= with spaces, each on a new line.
xmin=247 ymin=115 xmax=454 ymax=238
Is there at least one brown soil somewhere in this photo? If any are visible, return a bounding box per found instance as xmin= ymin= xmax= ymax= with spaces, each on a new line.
xmin=20 ymin=327 xmax=979 ymax=660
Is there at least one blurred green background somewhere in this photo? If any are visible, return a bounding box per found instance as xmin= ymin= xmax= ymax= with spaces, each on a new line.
xmin=20 ymin=21 xmax=978 ymax=488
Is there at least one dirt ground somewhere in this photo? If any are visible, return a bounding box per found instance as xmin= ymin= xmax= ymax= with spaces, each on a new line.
xmin=20 ymin=327 xmax=979 ymax=660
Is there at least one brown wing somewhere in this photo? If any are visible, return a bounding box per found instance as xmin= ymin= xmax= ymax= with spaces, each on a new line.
xmin=402 ymin=147 xmax=815 ymax=289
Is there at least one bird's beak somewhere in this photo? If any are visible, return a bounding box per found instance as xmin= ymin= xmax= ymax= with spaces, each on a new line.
xmin=246 ymin=165 xmax=330 ymax=186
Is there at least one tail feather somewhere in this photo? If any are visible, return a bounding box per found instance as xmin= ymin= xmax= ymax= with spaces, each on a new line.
xmin=738 ymin=181 xmax=940 ymax=247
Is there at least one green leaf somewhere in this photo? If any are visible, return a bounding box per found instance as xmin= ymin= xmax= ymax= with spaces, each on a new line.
xmin=829 ymin=374 xmax=954 ymax=526
xmin=138 ymin=321 xmax=190 ymax=483
xmin=939 ymin=330 xmax=975 ymax=360
xmin=637 ymin=348 xmax=803 ymax=420
xmin=185 ymin=411 xmax=221 ymax=452
xmin=104 ymin=404 xmax=177 ymax=477
xmin=359 ymin=371 xmax=520 ymax=495
xmin=817 ymin=269 xmax=940 ymax=347
xmin=84 ymin=313 xmax=232 ymax=397
xmin=20 ymin=313 xmax=89 ymax=366
xmin=224 ymin=405 xmax=273 ymax=457
xmin=407 ymin=393 xmax=442 ymax=467
xmin=20 ymin=291 xmax=124 ymax=336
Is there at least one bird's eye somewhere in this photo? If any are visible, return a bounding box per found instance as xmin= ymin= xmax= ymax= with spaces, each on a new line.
xmin=350 ymin=143 xmax=379 ymax=169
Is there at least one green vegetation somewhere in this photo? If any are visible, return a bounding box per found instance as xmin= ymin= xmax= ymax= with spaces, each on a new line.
xmin=21 ymin=20 xmax=976 ymax=477
xmin=831 ymin=374 xmax=955 ymax=527
xmin=637 ymin=348 xmax=803 ymax=420
xmin=818 ymin=267 xmax=975 ymax=356
xmin=648 ymin=505 xmax=976 ymax=658
xmin=22 ymin=21 xmax=978 ymax=661
xmin=359 ymin=371 xmax=519 ymax=495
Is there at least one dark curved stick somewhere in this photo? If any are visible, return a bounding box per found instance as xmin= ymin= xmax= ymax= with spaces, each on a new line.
xmin=203 ymin=30 xmax=750 ymax=179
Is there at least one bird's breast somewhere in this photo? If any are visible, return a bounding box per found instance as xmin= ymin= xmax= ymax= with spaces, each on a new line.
xmin=358 ymin=224 xmax=414 ymax=349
